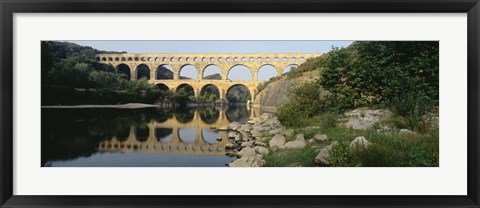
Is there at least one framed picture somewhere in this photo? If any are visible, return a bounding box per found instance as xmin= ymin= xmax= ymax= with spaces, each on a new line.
xmin=1 ymin=0 xmax=479 ymax=207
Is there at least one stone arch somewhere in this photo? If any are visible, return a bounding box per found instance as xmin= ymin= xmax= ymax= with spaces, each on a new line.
xmin=155 ymin=128 xmax=173 ymax=143
xmin=283 ymin=64 xmax=299 ymax=74
xmin=258 ymin=64 xmax=278 ymax=81
xmin=156 ymin=64 xmax=174 ymax=80
xmin=121 ymin=57 xmax=126 ymax=61
xmin=155 ymin=83 xmax=169 ymax=91
xmin=201 ymin=129 xmax=220 ymax=144
xmin=227 ymin=64 xmax=253 ymax=81
xmin=179 ymin=64 xmax=198 ymax=80
xmin=176 ymin=83 xmax=195 ymax=97
xmin=108 ymin=57 xmax=113 ymax=61
xmin=101 ymin=57 xmax=107 ymax=61
xmin=226 ymin=84 xmax=252 ymax=103
xmin=114 ymin=127 xmax=130 ymax=142
xmin=128 ymin=57 xmax=133 ymax=61
xmin=202 ymin=64 xmax=222 ymax=80
xmin=200 ymin=84 xmax=220 ymax=101
xmin=134 ymin=57 xmax=139 ymax=61
xmin=135 ymin=126 xmax=149 ymax=142
xmin=114 ymin=57 xmax=119 ymax=61
xmin=115 ymin=64 xmax=131 ymax=80
xmin=136 ymin=64 xmax=150 ymax=80
xmin=178 ymin=128 xmax=196 ymax=144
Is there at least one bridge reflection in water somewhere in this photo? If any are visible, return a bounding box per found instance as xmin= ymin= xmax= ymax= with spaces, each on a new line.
xmin=41 ymin=105 xmax=268 ymax=167
xmin=97 ymin=106 xmax=262 ymax=156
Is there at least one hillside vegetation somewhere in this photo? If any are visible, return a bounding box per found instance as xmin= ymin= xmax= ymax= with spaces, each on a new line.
xmin=250 ymin=41 xmax=439 ymax=167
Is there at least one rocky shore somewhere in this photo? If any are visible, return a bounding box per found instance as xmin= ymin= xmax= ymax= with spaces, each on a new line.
xmin=219 ymin=109 xmax=419 ymax=167
xmin=219 ymin=113 xmax=340 ymax=167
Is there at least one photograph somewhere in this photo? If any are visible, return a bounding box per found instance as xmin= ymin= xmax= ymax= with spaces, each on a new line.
xmin=41 ymin=40 xmax=439 ymax=167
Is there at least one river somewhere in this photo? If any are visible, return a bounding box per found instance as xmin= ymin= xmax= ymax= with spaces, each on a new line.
xmin=41 ymin=105 xmax=260 ymax=167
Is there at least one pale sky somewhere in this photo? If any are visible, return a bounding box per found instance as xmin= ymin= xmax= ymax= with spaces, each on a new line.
xmin=68 ymin=40 xmax=353 ymax=81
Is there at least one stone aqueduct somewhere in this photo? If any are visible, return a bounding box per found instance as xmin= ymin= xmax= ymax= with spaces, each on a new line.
xmin=96 ymin=53 xmax=322 ymax=100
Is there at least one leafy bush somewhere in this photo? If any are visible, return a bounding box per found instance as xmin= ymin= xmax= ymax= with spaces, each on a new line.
xmin=319 ymin=42 xmax=439 ymax=114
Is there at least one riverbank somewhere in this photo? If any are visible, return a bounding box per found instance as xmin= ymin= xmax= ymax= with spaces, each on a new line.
xmin=42 ymin=103 xmax=158 ymax=109
xmin=222 ymin=110 xmax=439 ymax=167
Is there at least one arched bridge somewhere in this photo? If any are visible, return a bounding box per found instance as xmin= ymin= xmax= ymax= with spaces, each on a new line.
xmin=96 ymin=53 xmax=322 ymax=100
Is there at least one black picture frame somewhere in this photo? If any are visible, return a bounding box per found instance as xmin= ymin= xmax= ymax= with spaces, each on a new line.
xmin=1 ymin=0 xmax=479 ymax=207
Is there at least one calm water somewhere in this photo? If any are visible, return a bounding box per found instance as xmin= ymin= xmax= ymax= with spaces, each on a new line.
xmin=41 ymin=105 xmax=257 ymax=167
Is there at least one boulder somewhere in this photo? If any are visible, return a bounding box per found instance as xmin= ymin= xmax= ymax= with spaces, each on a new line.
xmin=269 ymin=128 xmax=282 ymax=135
xmin=254 ymin=146 xmax=270 ymax=155
xmin=313 ymin=134 xmax=328 ymax=142
xmin=269 ymin=134 xmax=286 ymax=148
xmin=229 ymin=156 xmax=266 ymax=167
xmin=251 ymin=130 xmax=263 ymax=138
xmin=295 ymin=134 xmax=305 ymax=141
xmin=239 ymin=124 xmax=252 ymax=132
xmin=349 ymin=136 xmax=371 ymax=148
xmin=240 ymin=141 xmax=254 ymax=148
xmin=237 ymin=147 xmax=256 ymax=157
xmin=315 ymin=142 xmax=338 ymax=165
xmin=225 ymin=143 xmax=235 ymax=149
xmin=227 ymin=131 xmax=238 ymax=138
xmin=344 ymin=109 xmax=391 ymax=130
xmin=282 ymin=139 xmax=307 ymax=149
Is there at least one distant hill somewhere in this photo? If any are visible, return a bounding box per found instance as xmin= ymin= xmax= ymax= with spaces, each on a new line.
xmin=204 ymin=73 xmax=221 ymax=80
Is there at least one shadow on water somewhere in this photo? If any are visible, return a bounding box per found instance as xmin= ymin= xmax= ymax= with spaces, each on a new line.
xmin=41 ymin=105 xmax=252 ymax=167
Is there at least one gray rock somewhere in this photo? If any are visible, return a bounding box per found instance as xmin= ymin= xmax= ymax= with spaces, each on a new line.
xmin=269 ymin=134 xmax=286 ymax=148
xmin=237 ymin=147 xmax=256 ymax=157
xmin=229 ymin=156 xmax=266 ymax=167
xmin=240 ymin=124 xmax=252 ymax=132
xmin=313 ymin=133 xmax=328 ymax=142
xmin=295 ymin=134 xmax=305 ymax=141
xmin=269 ymin=128 xmax=282 ymax=135
xmin=225 ymin=143 xmax=235 ymax=149
xmin=240 ymin=141 xmax=254 ymax=148
xmin=282 ymin=139 xmax=307 ymax=149
xmin=227 ymin=131 xmax=238 ymax=138
xmin=315 ymin=142 xmax=338 ymax=165
xmin=308 ymin=139 xmax=314 ymax=143
xmin=251 ymin=130 xmax=263 ymax=138
xmin=349 ymin=136 xmax=371 ymax=148
xmin=254 ymin=146 xmax=270 ymax=155
xmin=344 ymin=109 xmax=391 ymax=130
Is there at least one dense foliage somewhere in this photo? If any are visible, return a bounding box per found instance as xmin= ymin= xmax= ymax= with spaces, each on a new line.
xmin=319 ymin=41 xmax=439 ymax=114
xmin=276 ymin=41 xmax=439 ymax=131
